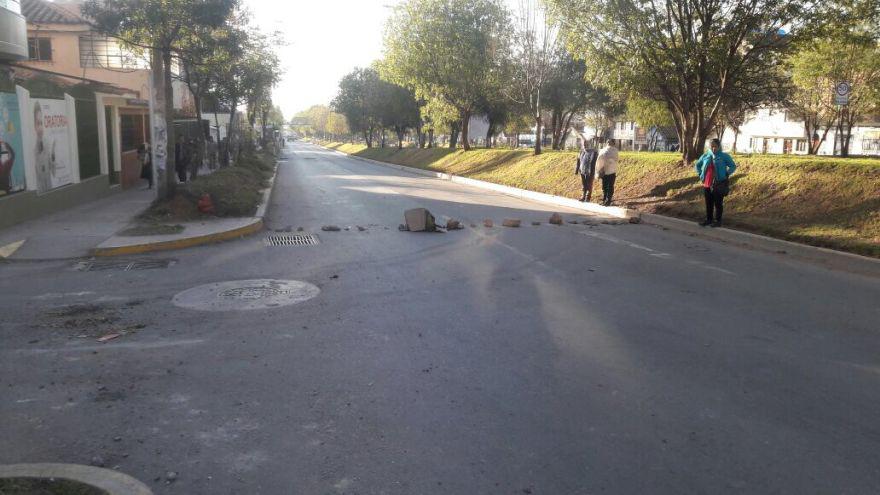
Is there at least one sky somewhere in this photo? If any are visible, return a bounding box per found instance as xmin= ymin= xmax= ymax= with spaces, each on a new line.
xmin=246 ymin=0 xmax=394 ymax=120
xmin=247 ymin=0 xmax=522 ymax=121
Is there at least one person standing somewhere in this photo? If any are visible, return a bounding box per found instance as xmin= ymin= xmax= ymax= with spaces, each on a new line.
xmin=694 ymin=138 xmax=736 ymax=227
xmin=595 ymin=138 xmax=619 ymax=206
xmin=138 ymin=142 xmax=152 ymax=189
xmin=573 ymin=129 xmax=598 ymax=202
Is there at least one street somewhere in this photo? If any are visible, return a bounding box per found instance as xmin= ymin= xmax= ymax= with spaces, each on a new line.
xmin=2 ymin=141 xmax=879 ymax=494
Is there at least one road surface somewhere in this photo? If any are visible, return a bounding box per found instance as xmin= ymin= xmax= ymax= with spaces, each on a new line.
xmin=1 ymin=141 xmax=878 ymax=494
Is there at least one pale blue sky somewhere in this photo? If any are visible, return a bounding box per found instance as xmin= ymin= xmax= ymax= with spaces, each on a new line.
xmin=248 ymin=0 xmax=523 ymax=120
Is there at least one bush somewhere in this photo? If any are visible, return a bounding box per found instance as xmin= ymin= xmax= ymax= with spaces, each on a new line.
xmin=141 ymin=150 xmax=276 ymax=220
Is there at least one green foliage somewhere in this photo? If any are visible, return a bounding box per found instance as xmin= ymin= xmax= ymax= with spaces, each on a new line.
xmin=382 ymin=0 xmax=511 ymax=149
xmin=547 ymin=0 xmax=806 ymax=162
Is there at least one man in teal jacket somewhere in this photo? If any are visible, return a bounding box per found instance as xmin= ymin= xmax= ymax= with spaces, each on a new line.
xmin=694 ymin=138 xmax=736 ymax=227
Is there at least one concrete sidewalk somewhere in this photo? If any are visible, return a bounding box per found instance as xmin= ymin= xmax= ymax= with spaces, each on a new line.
xmin=0 ymin=162 xmax=275 ymax=260
xmin=0 ymin=187 xmax=155 ymax=261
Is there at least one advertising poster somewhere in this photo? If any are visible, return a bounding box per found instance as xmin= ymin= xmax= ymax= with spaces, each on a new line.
xmin=32 ymin=98 xmax=72 ymax=193
xmin=0 ymin=92 xmax=26 ymax=196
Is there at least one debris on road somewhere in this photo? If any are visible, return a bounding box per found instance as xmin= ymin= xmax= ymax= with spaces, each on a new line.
xmin=97 ymin=333 xmax=120 ymax=343
xmin=568 ymin=220 xmax=579 ymax=224
xmin=445 ymin=219 xmax=463 ymax=230
xmin=321 ymin=225 xmax=341 ymax=232
xmin=629 ymin=217 xmax=641 ymax=224
xmin=403 ymin=208 xmax=437 ymax=232
xmin=531 ymin=221 xmax=541 ymax=226
xmin=357 ymin=225 xmax=367 ymax=231
xmin=484 ymin=219 xmax=494 ymax=228
xmin=297 ymin=227 xmax=304 ymax=231
xmin=502 ymin=219 xmax=521 ymax=228
xmin=549 ymin=213 xmax=563 ymax=225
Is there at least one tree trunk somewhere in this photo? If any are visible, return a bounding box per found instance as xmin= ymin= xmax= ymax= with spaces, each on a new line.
xmin=427 ymin=129 xmax=434 ymax=148
xmin=396 ymin=127 xmax=404 ymax=149
xmin=485 ymin=120 xmax=494 ymax=149
xmin=149 ymin=49 xmax=170 ymax=199
xmin=380 ymin=128 xmax=386 ymax=148
xmin=449 ymin=122 xmax=459 ymax=149
xmin=226 ymin=98 xmax=238 ymax=166
xmin=460 ymin=112 xmax=471 ymax=151
xmin=732 ymin=131 xmax=739 ymax=153
xmin=161 ymin=49 xmax=177 ymax=195
xmin=534 ymin=113 xmax=542 ymax=155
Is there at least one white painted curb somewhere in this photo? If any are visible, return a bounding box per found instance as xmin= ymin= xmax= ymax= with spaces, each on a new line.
xmin=325 ymin=147 xmax=638 ymax=220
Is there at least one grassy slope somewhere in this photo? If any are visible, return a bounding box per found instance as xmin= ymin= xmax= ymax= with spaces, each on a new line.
xmin=324 ymin=142 xmax=880 ymax=257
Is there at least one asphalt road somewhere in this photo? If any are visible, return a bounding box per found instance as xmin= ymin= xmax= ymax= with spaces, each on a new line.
xmin=1 ymin=141 xmax=879 ymax=494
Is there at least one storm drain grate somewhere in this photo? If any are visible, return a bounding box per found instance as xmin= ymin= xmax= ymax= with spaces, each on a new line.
xmin=74 ymin=259 xmax=176 ymax=272
xmin=265 ymin=234 xmax=320 ymax=247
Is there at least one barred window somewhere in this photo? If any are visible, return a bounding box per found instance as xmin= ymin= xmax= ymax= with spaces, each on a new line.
xmin=79 ymin=36 xmax=144 ymax=69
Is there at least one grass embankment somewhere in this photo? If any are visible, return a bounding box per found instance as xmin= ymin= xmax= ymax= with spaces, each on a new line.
xmin=324 ymin=141 xmax=880 ymax=257
xmin=139 ymin=150 xmax=277 ymax=223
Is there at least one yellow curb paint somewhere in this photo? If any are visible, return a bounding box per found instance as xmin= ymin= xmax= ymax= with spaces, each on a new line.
xmin=0 ymin=239 xmax=26 ymax=258
xmin=92 ymin=219 xmax=263 ymax=257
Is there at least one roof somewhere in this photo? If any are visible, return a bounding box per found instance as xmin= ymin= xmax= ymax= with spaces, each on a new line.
xmin=21 ymin=0 xmax=86 ymax=25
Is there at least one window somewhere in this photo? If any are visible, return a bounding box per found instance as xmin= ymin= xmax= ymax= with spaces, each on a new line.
xmin=27 ymin=38 xmax=52 ymax=61
xmin=863 ymin=139 xmax=880 ymax=151
xmin=796 ymin=139 xmax=807 ymax=152
xmin=79 ymin=36 xmax=144 ymax=69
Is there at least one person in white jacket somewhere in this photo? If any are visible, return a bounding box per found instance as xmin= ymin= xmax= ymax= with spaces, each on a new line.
xmin=594 ymin=139 xmax=619 ymax=206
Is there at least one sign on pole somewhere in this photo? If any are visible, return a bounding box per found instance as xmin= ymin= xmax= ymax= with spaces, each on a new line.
xmin=834 ymin=81 xmax=851 ymax=106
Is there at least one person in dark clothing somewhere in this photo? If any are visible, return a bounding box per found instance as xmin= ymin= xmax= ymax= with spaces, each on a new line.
xmin=694 ymin=138 xmax=737 ymax=227
xmin=574 ymin=132 xmax=599 ymax=202
xmin=137 ymin=143 xmax=152 ymax=189
xmin=175 ymin=140 xmax=189 ymax=183
xmin=595 ymin=138 xmax=619 ymax=206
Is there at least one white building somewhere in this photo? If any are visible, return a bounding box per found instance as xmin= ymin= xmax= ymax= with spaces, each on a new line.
xmin=721 ymin=108 xmax=880 ymax=156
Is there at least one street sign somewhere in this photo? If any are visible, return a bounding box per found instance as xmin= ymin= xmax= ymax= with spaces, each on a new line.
xmin=634 ymin=127 xmax=648 ymax=146
xmin=834 ymin=81 xmax=850 ymax=106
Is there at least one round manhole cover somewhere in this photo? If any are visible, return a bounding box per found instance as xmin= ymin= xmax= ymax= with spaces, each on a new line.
xmin=172 ymin=279 xmax=320 ymax=311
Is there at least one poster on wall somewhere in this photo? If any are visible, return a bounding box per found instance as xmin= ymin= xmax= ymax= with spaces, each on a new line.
xmin=32 ymin=98 xmax=72 ymax=193
xmin=0 ymin=92 xmax=26 ymax=196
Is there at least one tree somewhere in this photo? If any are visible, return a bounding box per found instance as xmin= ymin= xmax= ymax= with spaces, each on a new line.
xmin=83 ymin=0 xmax=237 ymax=198
xmin=506 ymin=0 xmax=559 ymax=155
xmin=332 ymin=68 xmax=383 ymax=147
xmin=326 ymin=112 xmax=349 ymax=141
xmin=382 ymin=0 xmax=511 ymax=151
xmin=548 ymin=0 xmax=806 ymax=163
xmin=627 ymin=96 xmax=675 ymax=151
xmin=375 ymin=81 xmax=421 ymax=149
xmin=543 ymin=51 xmax=599 ymax=150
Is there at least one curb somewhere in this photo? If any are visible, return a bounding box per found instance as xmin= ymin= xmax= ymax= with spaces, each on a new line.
xmin=91 ymin=217 xmax=264 ymax=257
xmin=642 ymin=213 xmax=880 ymax=277
xmin=91 ymin=157 xmax=281 ymax=257
xmin=323 ymin=146 xmax=638 ymax=220
xmin=0 ymin=463 xmax=152 ymax=495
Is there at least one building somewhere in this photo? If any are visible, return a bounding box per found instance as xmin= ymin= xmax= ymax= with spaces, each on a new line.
xmin=721 ymin=107 xmax=880 ymax=156
xmin=0 ymin=0 xmax=28 ymax=61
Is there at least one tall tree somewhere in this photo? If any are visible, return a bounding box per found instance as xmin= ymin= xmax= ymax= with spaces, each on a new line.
xmin=382 ymin=0 xmax=511 ymax=151
xmin=83 ymin=0 xmax=236 ymax=198
xmin=332 ymin=68 xmax=383 ymax=147
xmin=543 ymin=51 xmax=598 ymax=150
xmin=506 ymin=0 xmax=559 ymax=155
xmin=548 ymin=0 xmax=806 ymax=163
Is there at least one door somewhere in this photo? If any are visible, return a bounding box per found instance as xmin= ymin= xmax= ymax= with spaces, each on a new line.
xmin=783 ymin=139 xmax=792 ymax=154
xmin=105 ymin=106 xmax=118 ymax=184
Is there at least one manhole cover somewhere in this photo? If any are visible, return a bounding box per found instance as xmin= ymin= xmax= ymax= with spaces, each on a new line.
xmin=172 ymin=279 xmax=320 ymax=311
xmin=265 ymin=234 xmax=319 ymax=246
xmin=74 ymin=259 xmax=176 ymax=271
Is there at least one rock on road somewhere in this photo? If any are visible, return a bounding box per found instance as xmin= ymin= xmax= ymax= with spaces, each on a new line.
xmin=1 ymin=141 xmax=878 ymax=494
